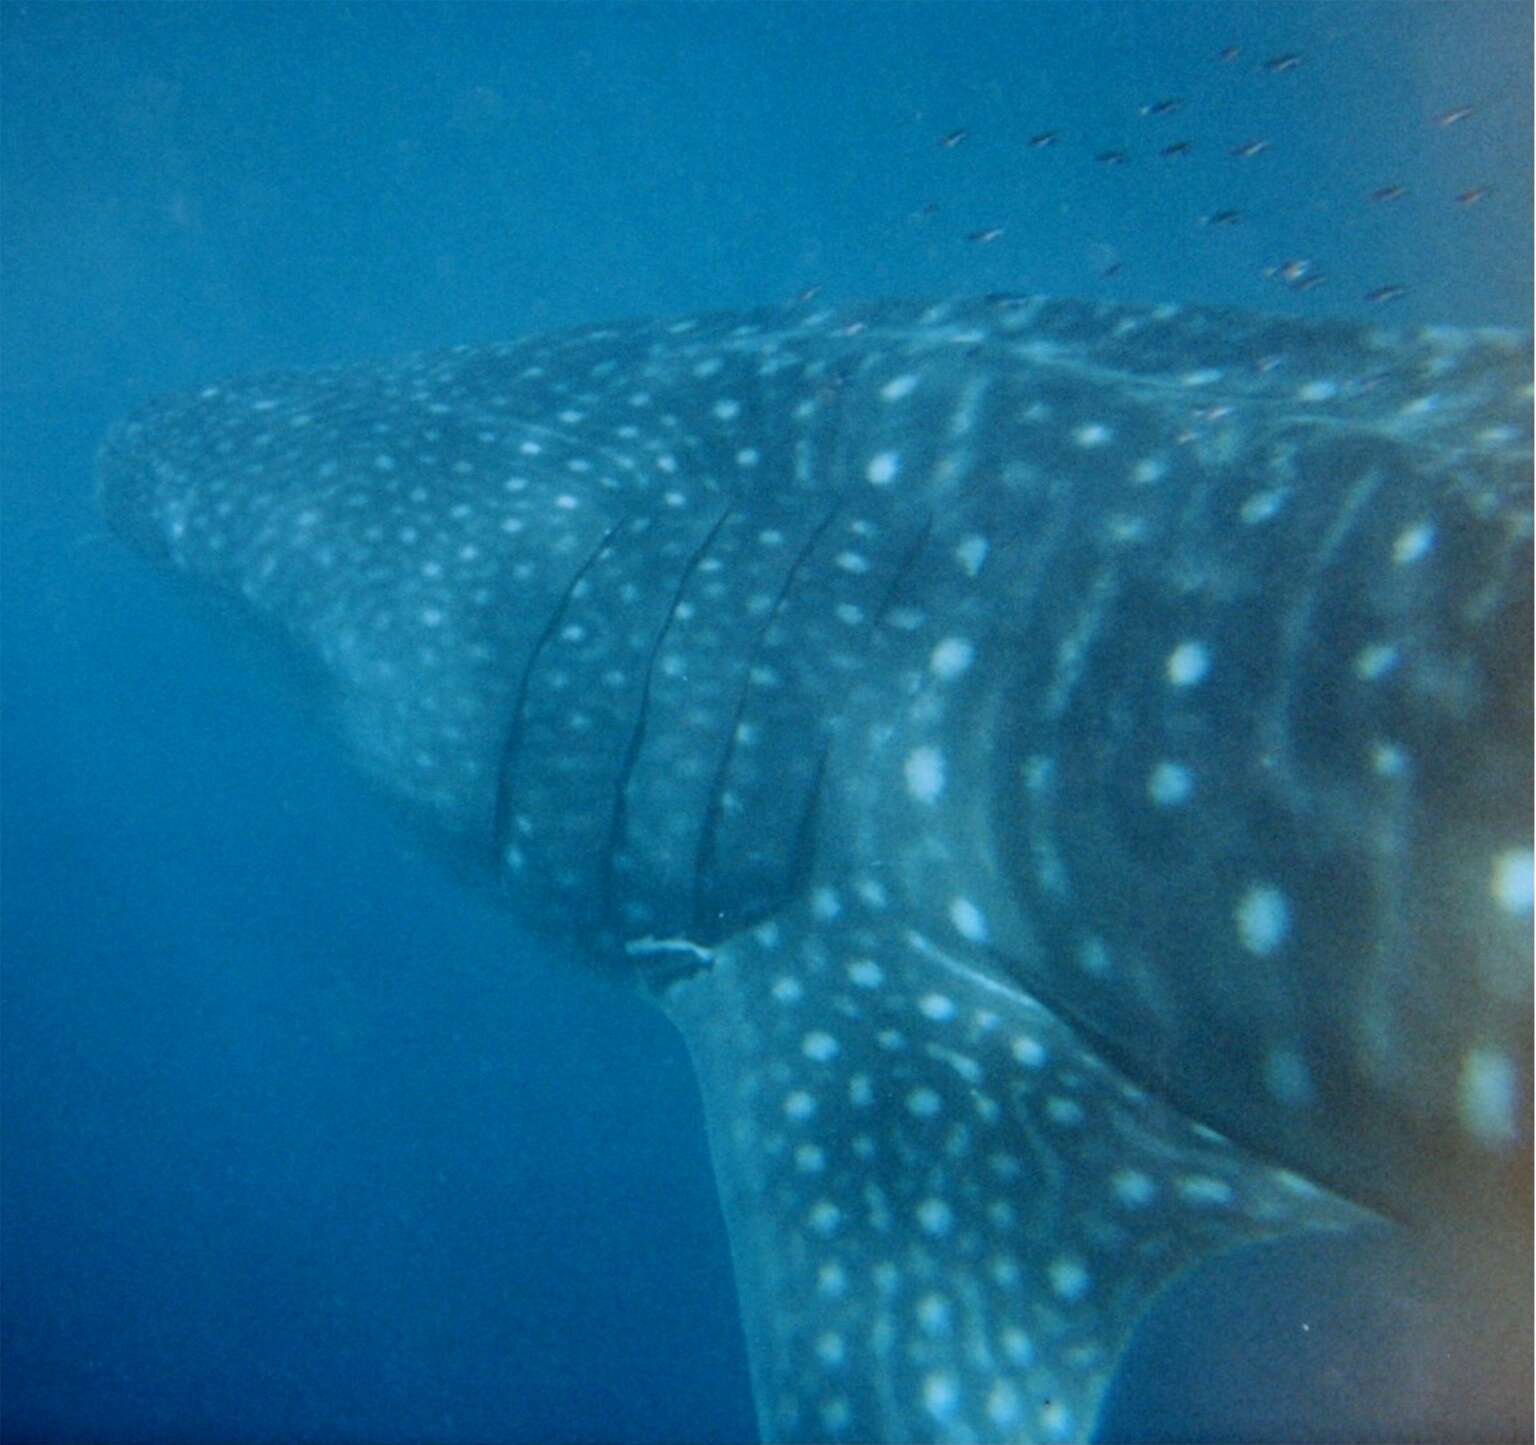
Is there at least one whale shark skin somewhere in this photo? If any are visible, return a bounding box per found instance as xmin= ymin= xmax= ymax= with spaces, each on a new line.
xmin=99 ymin=296 xmax=1532 ymax=1443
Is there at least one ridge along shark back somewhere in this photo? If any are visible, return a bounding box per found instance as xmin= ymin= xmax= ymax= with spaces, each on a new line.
xmin=100 ymin=295 xmax=1532 ymax=1443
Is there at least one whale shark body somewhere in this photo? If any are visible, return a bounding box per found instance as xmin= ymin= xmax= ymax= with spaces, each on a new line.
xmin=100 ymin=296 xmax=1532 ymax=1442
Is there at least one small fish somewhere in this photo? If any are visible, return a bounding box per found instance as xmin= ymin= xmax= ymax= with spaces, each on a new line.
xmin=1096 ymin=149 xmax=1131 ymax=166
xmin=1217 ymin=45 xmax=1241 ymax=62
xmin=1230 ymin=139 xmax=1271 ymax=159
xmin=1456 ymin=186 xmax=1492 ymax=206
xmin=1435 ymin=106 xmax=1474 ymax=127
xmin=1200 ymin=209 xmax=1244 ymax=227
xmin=940 ymin=128 xmax=971 ymax=148
xmin=966 ymin=227 xmax=1005 ymax=244
xmin=792 ymin=286 xmax=823 ymax=305
xmin=1138 ymin=98 xmax=1185 ymax=117
xmin=1292 ymin=273 xmax=1329 ymax=292
xmin=908 ymin=202 xmax=941 ymax=221
xmin=1089 ymin=243 xmax=1122 ymax=279
xmin=1193 ymin=403 xmax=1234 ymax=423
xmin=1027 ymin=130 xmax=1063 ymax=148
xmin=1160 ymin=141 xmax=1193 ymax=158
xmin=1370 ymin=185 xmax=1409 ymax=202
xmin=1264 ymin=52 xmax=1303 ymax=73
xmin=1366 ymin=284 xmax=1409 ymax=303
xmin=1264 ymin=258 xmax=1313 ymax=284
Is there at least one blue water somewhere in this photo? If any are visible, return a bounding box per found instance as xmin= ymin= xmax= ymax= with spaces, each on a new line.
xmin=2 ymin=4 xmax=1529 ymax=1442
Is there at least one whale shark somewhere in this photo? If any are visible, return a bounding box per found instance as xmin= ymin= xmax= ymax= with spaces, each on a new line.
xmin=99 ymin=295 xmax=1531 ymax=1443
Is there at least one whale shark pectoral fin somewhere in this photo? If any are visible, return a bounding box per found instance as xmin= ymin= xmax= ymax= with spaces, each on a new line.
xmin=660 ymin=904 xmax=1375 ymax=1445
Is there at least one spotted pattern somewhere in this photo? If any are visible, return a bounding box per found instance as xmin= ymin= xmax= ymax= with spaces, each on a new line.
xmin=669 ymin=890 xmax=1367 ymax=1444
xmin=100 ymin=295 xmax=1532 ymax=1445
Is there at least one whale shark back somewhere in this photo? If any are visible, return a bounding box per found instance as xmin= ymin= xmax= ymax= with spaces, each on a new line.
xmin=99 ymin=296 xmax=1532 ymax=1442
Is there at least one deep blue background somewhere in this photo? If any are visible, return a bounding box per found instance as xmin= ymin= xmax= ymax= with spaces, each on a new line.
xmin=2 ymin=4 xmax=1530 ymax=1443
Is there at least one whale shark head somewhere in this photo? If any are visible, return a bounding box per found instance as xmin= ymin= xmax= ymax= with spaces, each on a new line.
xmin=99 ymin=296 xmax=1531 ymax=1442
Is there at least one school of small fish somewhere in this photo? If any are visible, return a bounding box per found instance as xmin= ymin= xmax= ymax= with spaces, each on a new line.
xmin=900 ymin=42 xmax=1497 ymax=309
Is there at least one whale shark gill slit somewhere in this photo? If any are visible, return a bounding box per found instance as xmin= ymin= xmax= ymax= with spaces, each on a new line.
xmin=98 ymin=295 xmax=1532 ymax=1443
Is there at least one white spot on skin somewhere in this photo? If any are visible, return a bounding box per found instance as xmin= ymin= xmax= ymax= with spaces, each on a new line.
xmin=1373 ymin=742 xmax=1410 ymax=778
xmin=802 ymin=1031 xmax=839 ymax=1062
xmin=1490 ymin=849 xmax=1533 ymax=915
xmin=987 ymin=1381 xmax=1022 ymax=1428
xmin=1040 ymin=1401 xmax=1074 ymax=1439
xmin=811 ymin=887 xmax=841 ymax=920
xmin=1147 ymin=760 xmax=1194 ymax=806
xmin=1049 ymin=1256 xmax=1090 ymax=1300
xmin=847 ymin=959 xmax=884 ymax=988
xmin=904 ymin=746 xmax=945 ymax=803
xmin=919 ymin=993 xmax=956 ymax=1021
xmin=1298 ymin=379 xmax=1339 ymax=402
xmin=1011 ymin=1035 xmax=1047 ymax=1067
xmin=1393 ymin=522 xmax=1436 ymax=564
xmin=784 ymin=1091 xmax=817 ymax=1121
xmin=922 ymin=1372 xmax=959 ymax=1420
xmin=1236 ymin=884 xmax=1290 ymax=955
xmin=809 ymin=1200 xmax=842 ymax=1234
xmin=907 ymin=1087 xmax=942 ymax=1118
xmin=712 ymin=399 xmax=741 ymax=421
xmin=1074 ymin=422 xmax=1113 ymax=448
xmin=795 ymin=1144 xmax=826 ymax=1173
xmin=1001 ymin=1327 xmax=1034 ymax=1365
xmin=820 ymin=1397 xmax=850 ymax=1432
xmin=856 ymin=877 xmax=888 ymax=909
xmin=772 ymin=976 xmax=804 ymax=1004
xmin=1112 ymin=1169 xmax=1156 ymax=1206
xmin=1166 ymin=640 xmax=1211 ymax=687
xmin=881 ymin=373 xmax=919 ymax=401
xmin=1459 ymin=1047 xmax=1518 ymax=1146
xmin=1132 ymin=457 xmax=1168 ymax=485
xmin=1241 ymin=489 xmax=1286 ymax=524
xmin=955 ymin=535 xmax=989 ymax=576
xmin=929 ymin=636 xmax=975 ymax=680
xmin=949 ymin=897 xmax=989 ymax=942
xmin=817 ymin=1261 xmax=848 ymax=1297
xmin=815 ymin=1331 xmax=845 ymax=1365
xmin=991 ymin=1253 xmax=1021 ymax=1286
xmin=866 ymin=450 xmax=900 ymax=485
xmin=915 ymin=1293 xmax=951 ymax=1334
xmin=1177 ymin=1175 xmax=1236 ymax=1206
xmin=1046 ymin=1096 xmax=1085 ymax=1126
xmin=1354 ymin=643 xmax=1400 ymax=681
xmin=848 ymin=1074 xmax=873 ymax=1107
xmin=917 ymin=1198 xmax=954 ymax=1235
